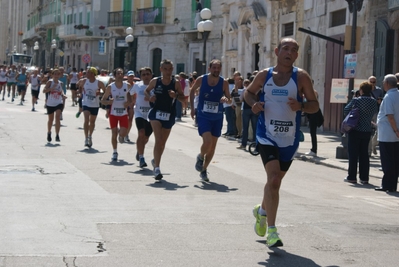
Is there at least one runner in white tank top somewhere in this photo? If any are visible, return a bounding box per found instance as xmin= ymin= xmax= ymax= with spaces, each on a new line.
xmin=79 ymin=67 xmax=106 ymax=148
xmin=244 ymin=38 xmax=319 ymax=248
xmin=43 ymin=69 xmax=66 ymax=143
xmin=101 ymin=68 xmax=133 ymax=161
xmin=29 ymin=69 xmax=41 ymax=111
xmin=69 ymin=68 xmax=79 ymax=106
xmin=0 ymin=66 xmax=7 ymax=100
xmin=129 ymin=67 xmax=154 ymax=168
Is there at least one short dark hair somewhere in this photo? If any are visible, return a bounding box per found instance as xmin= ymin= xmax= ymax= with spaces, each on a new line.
xmin=113 ymin=67 xmax=124 ymax=76
xmin=209 ymin=59 xmax=222 ymax=68
xmin=160 ymin=59 xmax=173 ymax=67
xmin=359 ymin=81 xmax=372 ymax=96
xmin=139 ymin=67 xmax=153 ymax=75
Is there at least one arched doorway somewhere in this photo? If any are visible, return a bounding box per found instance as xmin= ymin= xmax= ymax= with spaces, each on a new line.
xmin=373 ymin=20 xmax=394 ymax=85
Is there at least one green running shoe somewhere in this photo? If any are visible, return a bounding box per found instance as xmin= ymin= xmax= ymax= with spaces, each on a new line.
xmin=252 ymin=204 xmax=267 ymax=237
xmin=266 ymin=227 xmax=283 ymax=247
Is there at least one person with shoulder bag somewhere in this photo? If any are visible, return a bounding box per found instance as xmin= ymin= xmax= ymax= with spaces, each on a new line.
xmin=343 ymin=81 xmax=378 ymax=184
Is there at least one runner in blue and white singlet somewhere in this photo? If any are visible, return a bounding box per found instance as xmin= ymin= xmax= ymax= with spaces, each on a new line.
xmin=257 ymin=67 xmax=302 ymax=150
xmin=244 ymin=38 xmax=319 ymax=248
xmin=190 ymin=59 xmax=232 ymax=182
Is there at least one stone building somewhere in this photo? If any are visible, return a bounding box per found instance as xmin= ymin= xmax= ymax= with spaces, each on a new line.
xmin=58 ymin=0 xmax=110 ymax=70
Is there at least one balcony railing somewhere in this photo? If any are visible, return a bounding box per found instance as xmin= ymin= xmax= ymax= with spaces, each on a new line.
xmin=136 ymin=7 xmax=165 ymax=25
xmin=58 ymin=24 xmax=77 ymax=38
xmin=23 ymin=26 xmax=38 ymax=41
xmin=41 ymin=13 xmax=62 ymax=26
xmin=108 ymin=11 xmax=135 ymax=27
xmin=76 ymin=26 xmax=109 ymax=38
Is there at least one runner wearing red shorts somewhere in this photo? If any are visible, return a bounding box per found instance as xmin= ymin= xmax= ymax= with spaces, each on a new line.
xmin=101 ymin=68 xmax=132 ymax=161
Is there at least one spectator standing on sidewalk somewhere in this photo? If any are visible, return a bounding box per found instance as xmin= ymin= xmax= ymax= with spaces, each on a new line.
xmin=222 ymin=78 xmax=236 ymax=136
xmin=237 ymin=79 xmax=259 ymax=150
xmin=305 ymin=86 xmax=323 ymax=156
xmin=245 ymin=38 xmax=319 ymax=247
xmin=375 ymin=74 xmax=399 ymax=192
xmin=368 ymin=76 xmax=384 ymax=156
xmin=231 ymin=72 xmax=244 ymax=138
xmin=343 ymin=82 xmax=377 ymax=185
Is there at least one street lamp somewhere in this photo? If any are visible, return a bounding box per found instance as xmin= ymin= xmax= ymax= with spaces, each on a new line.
xmin=22 ymin=44 xmax=27 ymax=54
xmin=51 ymin=39 xmax=57 ymax=68
xmin=125 ymin=27 xmax=134 ymax=71
xmin=34 ymin=41 xmax=39 ymax=67
xmin=197 ymin=8 xmax=213 ymax=75
xmin=345 ymin=0 xmax=363 ymax=101
xmin=13 ymin=46 xmax=17 ymax=54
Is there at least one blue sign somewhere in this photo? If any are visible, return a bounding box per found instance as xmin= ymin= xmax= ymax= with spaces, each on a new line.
xmin=98 ymin=40 xmax=106 ymax=55
xmin=344 ymin=54 xmax=357 ymax=79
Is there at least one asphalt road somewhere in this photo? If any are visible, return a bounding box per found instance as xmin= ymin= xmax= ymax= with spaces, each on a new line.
xmin=0 ymin=91 xmax=398 ymax=267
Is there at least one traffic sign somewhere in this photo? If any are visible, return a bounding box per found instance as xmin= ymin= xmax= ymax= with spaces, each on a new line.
xmin=82 ymin=54 xmax=91 ymax=63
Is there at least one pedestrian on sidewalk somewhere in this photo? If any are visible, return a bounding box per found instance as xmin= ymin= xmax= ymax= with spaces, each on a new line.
xmin=375 ymin=74 xmax=399 ymax=192
xmin=343 ymin=81 xmax=378 ymax=185
xmin=245 ymin=38 xmax=319 ymax=248
xmin=305 ymin=87 xmax=323 ymax=156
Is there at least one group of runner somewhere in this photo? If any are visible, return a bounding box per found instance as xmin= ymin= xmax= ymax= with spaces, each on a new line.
xmin=2 ymin=38 xmax=320 ymax=249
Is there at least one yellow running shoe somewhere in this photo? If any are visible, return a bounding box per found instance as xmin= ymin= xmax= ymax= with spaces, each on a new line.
xmin=266 ymin=227 xmax=283 ymax=247
xmin=252 ymin=204 xmax=267 ymax=237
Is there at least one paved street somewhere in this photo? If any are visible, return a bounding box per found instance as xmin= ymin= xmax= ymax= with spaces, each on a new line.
xmin=0 ymin=90 xmax=398 ymax=267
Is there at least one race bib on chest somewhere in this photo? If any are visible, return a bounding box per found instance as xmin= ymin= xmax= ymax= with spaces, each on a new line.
xmin=203 ymin=101 xmax=218 ymax=113
xmin=140 ymin=106 xmax=150 ymax=114
xmin=113 ymin=107 xmax=125 ymax=114
xmin=155 ymin=110 xmax=170 ymax=121
xmin=87 ymin=94 xmax=96 ymax=101
xmin=269 ymin=119 xmax=295 ymax=137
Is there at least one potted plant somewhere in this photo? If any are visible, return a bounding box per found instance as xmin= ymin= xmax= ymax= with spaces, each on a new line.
xmin=99 ymin=25 xmax=105 ymax=30
xmin=86 ymin=30 xmax=93 ymax=36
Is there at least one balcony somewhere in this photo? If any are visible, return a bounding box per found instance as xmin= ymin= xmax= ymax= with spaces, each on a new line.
xmin=108 ymin=11 xmax=135 ymax=29
xmin=76 ymin=26 xmax=110 ymax=40
xmin=58 ymin=24 xmax=77 ymax=39
xmin=41 ymin=13 xmax=62 ymax=27
xmin=22 ymin=26 xmax=38 ymax=42
xmin=136 ymin=7 xmax=166 ymax=26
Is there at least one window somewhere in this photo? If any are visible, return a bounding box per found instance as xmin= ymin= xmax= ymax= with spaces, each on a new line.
xmin=283 ymin=22 xmax=294 ymax=37
xmin=330 ymin=9 xmax=346 ymax=27
xmin=87 ymin=12 xmax=90 ymax=25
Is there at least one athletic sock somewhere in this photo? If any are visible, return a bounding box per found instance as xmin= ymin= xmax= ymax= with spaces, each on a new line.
xmin=258 ymin=206 xmax=267 ymax=216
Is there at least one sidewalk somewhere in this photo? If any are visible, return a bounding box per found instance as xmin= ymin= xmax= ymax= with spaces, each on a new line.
xmin=177 ymin=115 xmax=383 ymax=179
xmin=296 ymin=127 xmax=382 ymax=179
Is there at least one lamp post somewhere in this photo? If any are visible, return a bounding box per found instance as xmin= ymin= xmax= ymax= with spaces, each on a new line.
xmin=125 ymin=27 xmax=134 ymax=71
xmin=197 ymin=8 xmax=213 ymax=75
xmin=22 ymin=44 xmax=27 ymax=55
xmin=345 ymin=0 xmax=363 ymax=101
xmin=34 ymin=41 xmax=39 ymax=67
xmin=51 ymin=39 xmax=57 ymax=68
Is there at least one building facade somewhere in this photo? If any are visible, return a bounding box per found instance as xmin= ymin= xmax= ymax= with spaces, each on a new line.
xmin=1 ymin=0 xmax=399 ymax=133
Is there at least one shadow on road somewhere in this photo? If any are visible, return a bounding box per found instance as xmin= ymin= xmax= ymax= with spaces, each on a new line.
xmin=44 ymin=143 xmax=61 ymax=147
xmin=128 ymin=168 xmax=153 ymax=176
xmin=147 ymin=179 xmax=189 ymax=191
xmin=194 ymin=181 xmax=238 ymax=193
xmin=77 ymin=148 xmax=107 ymax=154
xmin=257 ymin=249 xmax=330 ymax=267
xmin=101 ymin=160 xmax=133 ymax=166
